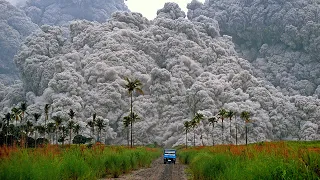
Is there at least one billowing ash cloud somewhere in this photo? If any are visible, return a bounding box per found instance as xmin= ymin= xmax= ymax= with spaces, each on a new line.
xmin=0 ymin=2 xmax=319 ymax=146
xmin=22 ymin=0 xmax=129 ymax=26
xmin=0 ymin=0 xmax=38 ymax=84
xmin=6 ymin=0 xmax=27 ymax=6
xmin=188 ymin=0 xmax=320 ymax=98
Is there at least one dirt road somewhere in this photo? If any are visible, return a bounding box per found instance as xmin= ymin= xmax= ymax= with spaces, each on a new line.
xmin=105 ymin=157 xmax=188 ymax=180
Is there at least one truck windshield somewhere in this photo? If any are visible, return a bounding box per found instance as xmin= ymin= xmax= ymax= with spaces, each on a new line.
xmin=164 ymin=150 xmax=175 ymax=154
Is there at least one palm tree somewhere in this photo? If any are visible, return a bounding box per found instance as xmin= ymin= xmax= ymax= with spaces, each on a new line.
xmin=190 ymin=113 xmax=204 ymax=146
xmin=33 ymin=113 xmax=41 ymax=147
xmin=226 ymin=110 xmax=235 ymax=144
xmin=87 ymin=113 xmax=96 ymax=143
xmin=123 ymin=115 xmax=131 ymax=147
xmin=67 ymin=120 xmax=75 ymax=145
xmin=68 ymin=109 xmax=75 ymax=120
xmin=20 ymin=102 xmax=27 ymax=147
xmin=95 ymin=118 xmax=106 ymax=143
xmin=52 ymin=116 xmax=63 ymax=145
xmin=59 ymin=125 xmax=67 ymax=146
xmin=183 ymin=121 xmax=191 ymax=148
xmin=130 ymin=112 xmax=140 ymax=146
xmin=73 ymin=124 xmax=81 ymax=145
xmin=25 ymin=121 xmax=33 ymax=147
xmin=35 ymin=125 xmax=46 ymax=145
xmin=44 ymin=104 xmax=51 ymax=140
xmin=124 ymin=77 xmax=143 ymax=148
xmin=73 ymin=124 xmax=81 ymax=136
xmin=11 ymin=107 xmax=22 ymax=127
xmin=4 ymin=113 xmax=11 ymax=145
xmin=68 ymin=109 xmax=76 ymax=145
xmin=47 ymin=122 xmax=55 ymax=144
xmin=218 ymin=109 xmax=227 ymax=144
xmin=240 ymin=111 xmax=251 ymax=145
xmin=235 ymin=114 xmax=239 ymax=145
xmin=208 ymin=116 xmax=217 ymax=146
xmin=11 ymin=107 xmax=22 ymax=144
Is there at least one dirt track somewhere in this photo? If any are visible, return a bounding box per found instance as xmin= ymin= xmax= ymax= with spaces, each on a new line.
xmin=105 ymin=157 xmax=188 ymax=180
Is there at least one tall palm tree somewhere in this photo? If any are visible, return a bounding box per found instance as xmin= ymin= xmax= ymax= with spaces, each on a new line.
xmin=35 ymin=125 xmax=46 ymax=145
xmin=226 ymin=110 xmax=235 ymax=144
xmin=67 ymin=120 xmax=75 ymax=145
xmin=52 ymin=116 xmax=63 ymax=145
xmin=11 ymin=107 xmax=22 ymax=144
xmin=33 ymin=113 xmax=41 ymax=147
xmin=95 ymin=118 xmax=106 ymax=143
xmin=68 ymin=109 xmax=75 ymax=120
xmin=208 ymin=116 xmax=217 ymax=146
xmin=218 ymin=109 xmax=227 ymax=144
xmin=183 ymin=121 xmax=191 ymax=149
xmin=130 ymin=112 xmax=140 ymax=146
xmin=47 ymin=122 xmax=55 ymax=144
xmin=68 ymin=109 xmax=76 ymax=145
xmin=4 ymin=113 xmax=11 ymax=145
xmin=73 ymin=124 xmax=81 ymax=145
xmin=11 ymin=107 xmax=22 ymax=127
xmin=240 ymin=111 xmax=251 ymax=145
xmin=59 ymin=125 xmax=67 ymax=146
xmin=87 ymin=113 xmax=96 ymax=143
xmin=123 ymin=115 xmax=131 ymax=147
xmin=235 ymin=113 xmax=239 ymax=145
xmin=20 ymin=102 xmax=27 ymax=148
xmin=190 ymin=113 xmax=204 ymax=146
xmin=25 ymin=121 xmax=33 ymax=147
xmin=44 ymin=104 xmax=51 ymax=140
xmin=124 ymin=77 xmax=143 ymax=148
xmin=73 ymin=124 xmax=81 ymax=136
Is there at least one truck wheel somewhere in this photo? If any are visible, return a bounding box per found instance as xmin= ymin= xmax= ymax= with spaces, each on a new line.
xmin=173 ymin=160 xmax=175 ymax=164
xmin=164 ymin=161 xmax=166 ymax=164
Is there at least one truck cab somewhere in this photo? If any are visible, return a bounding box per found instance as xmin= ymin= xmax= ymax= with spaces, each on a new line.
xmin=163 ymin=149 xmax=176 ymax=164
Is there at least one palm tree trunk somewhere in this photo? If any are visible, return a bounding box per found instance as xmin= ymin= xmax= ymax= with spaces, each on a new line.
xmin=127 ymin=128 xmax=129 ymax=147
xmin=222 ymin=119 xmax=224 ymax=144
xmin=245 ymin=125 xmax=248 ymax=145
xmin=212 ymin=123 xmax=215 ymax=146
xmin=229 ymin=118 xmax=232 ymax=145
xmin=130 ymin=93 xmax=133 ymax=148
xmin=35 ymin=131 xmax=37 ymax=148
xmin=69 ymin=130 xmax=72 ymax=145
xmin=185 ymin=130 xmax=188 ymax=149
xmin=56 ymin=130 xmax=58 ymax=145
xmin=193 ymin=127 xmax=195 ymax=146
xmin=235 ymin=123 xmax=238 ymax=145
xmin=44 ymin=115 xmax=47 ymax=141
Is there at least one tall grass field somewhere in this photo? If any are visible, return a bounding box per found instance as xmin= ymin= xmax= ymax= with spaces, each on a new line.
xmin=179 ymin=141 xmax=320 ymax=180
xmin=0 ymin=145 xmax=161 ymax=180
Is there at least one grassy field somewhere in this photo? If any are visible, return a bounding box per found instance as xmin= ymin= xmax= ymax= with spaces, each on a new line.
xmin=179 ymin=141 xmax=320 ymax=180
xmin=0 ymin=145 xmax=161 ymax=180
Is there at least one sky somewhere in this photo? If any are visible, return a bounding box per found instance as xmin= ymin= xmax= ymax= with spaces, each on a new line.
xmin=6 ymin=0 xmax=206 ymax=20
xmin=125 ymin=0 xmax=206 ymax=20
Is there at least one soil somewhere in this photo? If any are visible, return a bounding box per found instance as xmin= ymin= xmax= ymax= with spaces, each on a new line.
xmin=104 ymin=157 xmax=188 ymax=180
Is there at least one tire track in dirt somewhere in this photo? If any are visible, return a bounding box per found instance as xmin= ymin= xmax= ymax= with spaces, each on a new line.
xmin=105 ymin=157 xmax=187 ymax=180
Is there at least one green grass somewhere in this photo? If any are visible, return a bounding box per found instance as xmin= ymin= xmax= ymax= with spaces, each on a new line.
xmin=179 ymin=141 xmax=320 ymax=180
xmin=0 ymin=145 xmax=161 ymax=180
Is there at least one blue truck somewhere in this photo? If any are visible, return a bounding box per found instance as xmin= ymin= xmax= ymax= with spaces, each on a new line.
xmin=163 ymin=149 xmax=176 ymax=164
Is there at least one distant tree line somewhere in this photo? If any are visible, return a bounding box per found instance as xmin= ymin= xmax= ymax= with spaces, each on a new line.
xmin=184 ymin=109 xmax=251 ymax=148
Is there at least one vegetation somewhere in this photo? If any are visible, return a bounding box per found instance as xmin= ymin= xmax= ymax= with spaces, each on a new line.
xmin=179 ymin=141 xmax=320 ymax=180
xmin=0 ymin=145 xmax=161 ymax=179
